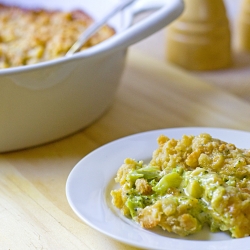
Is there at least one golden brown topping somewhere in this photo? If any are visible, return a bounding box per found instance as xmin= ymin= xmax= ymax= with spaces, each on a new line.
xmin=111 ymin=133 xmax=250 ymax=238
xmin=135 ymin=178 xmax=152 ymax=195
xmin=0 ymin=4 xmax=115 ymax=68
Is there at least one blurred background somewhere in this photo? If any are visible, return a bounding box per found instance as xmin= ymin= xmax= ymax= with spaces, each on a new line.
xmin=132 ymin=0 xmax=250 ymax=102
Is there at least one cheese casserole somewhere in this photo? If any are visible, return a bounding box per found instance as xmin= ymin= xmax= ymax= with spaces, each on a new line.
xmin=0 ymin=4 xmax=115 ymax=68
xmin=111 ymin=133 xmax=250 ymax=238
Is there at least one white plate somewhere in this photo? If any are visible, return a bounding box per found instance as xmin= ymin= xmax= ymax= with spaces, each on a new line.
xmin=66 ymin=127 xmax=250 ymax=250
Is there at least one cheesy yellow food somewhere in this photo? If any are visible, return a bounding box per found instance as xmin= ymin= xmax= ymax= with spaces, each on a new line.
xmin=111 ymin=133 xmax=250 ymax=238
xmin=0 ymin=4 xmax=115 ymax=68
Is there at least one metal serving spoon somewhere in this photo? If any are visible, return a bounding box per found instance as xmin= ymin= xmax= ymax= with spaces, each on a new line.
xmin=66 ymin=0 xmax=136 ymax=56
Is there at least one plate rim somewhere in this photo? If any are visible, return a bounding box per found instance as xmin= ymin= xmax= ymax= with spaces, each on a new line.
xmin=66 ymin=127 xmax=250 ymax=250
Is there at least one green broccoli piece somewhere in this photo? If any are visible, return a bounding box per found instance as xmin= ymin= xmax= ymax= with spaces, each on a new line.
xmin=127 ymin=165 xmax=160 ymax=185
xmin=125 ymin=196 xmax=144 ymax=218
xmin=152 ymin=172 xmax=182 ymax=195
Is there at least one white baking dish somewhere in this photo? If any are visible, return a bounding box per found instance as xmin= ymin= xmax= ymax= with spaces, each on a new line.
xmin=0 ymin=0 xmax=183 ymax=152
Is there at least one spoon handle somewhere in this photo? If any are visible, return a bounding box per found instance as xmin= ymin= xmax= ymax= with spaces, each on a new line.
xmin=66 ymin=0 xmax=136 ymax=56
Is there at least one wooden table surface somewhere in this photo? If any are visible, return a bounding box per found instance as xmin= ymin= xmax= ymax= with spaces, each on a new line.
xmin=1 ymin=47 xmax=250 ymax=249
xmin=1 ymin=2 xmax=250 ymax=247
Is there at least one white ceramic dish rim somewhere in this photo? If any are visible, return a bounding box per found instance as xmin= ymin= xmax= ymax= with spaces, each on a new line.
xmin=66 ymin=127 xmax=250 ymax=250
xmin=0 ymin=0 xmax=184 ymax=76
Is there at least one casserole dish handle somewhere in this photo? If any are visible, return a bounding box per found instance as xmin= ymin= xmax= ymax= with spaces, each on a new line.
xmin=104 ymin=0 xmax=184 ymax=52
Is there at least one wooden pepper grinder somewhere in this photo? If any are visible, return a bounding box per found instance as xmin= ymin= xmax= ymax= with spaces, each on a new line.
xmin=238 ymin=0 xmax=250 ymax=52
xmin=166 ymin=0 xmax=231 ymax=70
